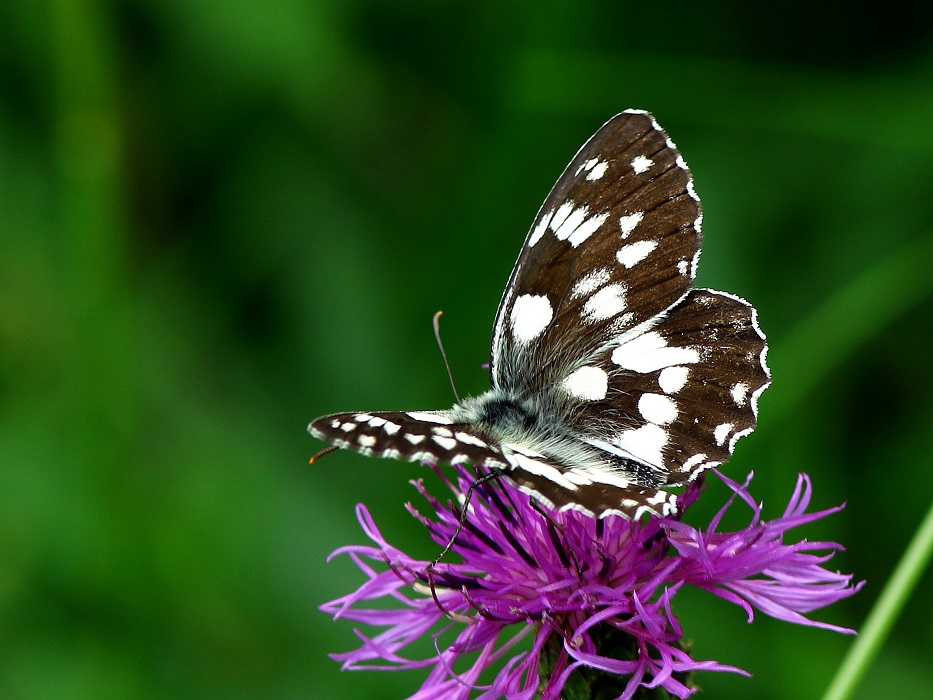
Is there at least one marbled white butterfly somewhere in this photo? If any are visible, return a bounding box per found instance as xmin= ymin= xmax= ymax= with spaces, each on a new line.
xmin=309 ymin=110 xmax=770 ymax=519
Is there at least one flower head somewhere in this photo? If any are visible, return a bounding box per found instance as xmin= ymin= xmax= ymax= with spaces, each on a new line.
xmin=322 ymin=467 xmax=861 ymax=699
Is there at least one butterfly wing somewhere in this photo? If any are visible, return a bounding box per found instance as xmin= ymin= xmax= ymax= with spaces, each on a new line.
xmin=486 ymin=111 xmax=769 ymax=514
xmin=567 ymin=289 xmax=769 ymax=481
xmin=490 ymin=110 xmax=702 ymax=394
xmin=307 ymin=410 xmax=670 ymax=518
xmin=308 ymin=410 xmax=508 ymax=469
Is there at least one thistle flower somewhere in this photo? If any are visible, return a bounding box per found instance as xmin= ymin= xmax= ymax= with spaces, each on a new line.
xmin=322 ymin=467 xmax=862 ymax=699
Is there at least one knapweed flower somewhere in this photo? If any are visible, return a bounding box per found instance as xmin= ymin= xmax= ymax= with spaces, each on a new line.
xmin=322 ymin=467 xmax=862 ymax=699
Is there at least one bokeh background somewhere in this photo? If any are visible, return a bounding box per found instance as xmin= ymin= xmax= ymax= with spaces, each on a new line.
xmin=2 ymin=1 xmax=932 ymax=698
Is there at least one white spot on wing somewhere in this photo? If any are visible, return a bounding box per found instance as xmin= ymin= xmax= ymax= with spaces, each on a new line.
xmin=528 ymin=209 xmax=554 ymax=247
xmin=714 ymin=423 xmax=734 ymax=447
xmin=357 ymin=434 xmax=376 ymax=447
xmin=567 ymin=211 xmax=609 ymax=247
xmin=608 ymin=312 xmax=635 ymax=335
xmin=407 ymin=411 xmax=452 ymax=425
xmin=586 ymin=161 xmax=608 ymax=180
xmin=455 ymin=432 xmax=487 ymax=448
xmin=510 ymin=294 xmax=553 ymax=344
xmin=571 ymin=268 xmax=611 ymax=298
xmin=554 ymin=205 xmax=587 ymax=241
xmin=564 ymin=470 xmax=593 ymax=486
xmin=616 ymin=240 xmax=658 ymax=268
xmin=577 ymin=157 xmax=608 ymax=181
xmin=680 ymin=453 xmax=707 ymax=473
xmin=506 ymin=450 xmax=578 ymax=492
xmin=410 ymin=451 xmax=437 ymax=464
xmin=549 ymin=201 xmax=575 ymax=232
xmin=553 ymin=203 xmax=608 ymax=248
xmin=658 ymin=366 xmax=689 ymax=394
xmin=615 ymin=424 xmax=668 ymax=469
xmin=618 ymin=212 xmax=644 ymax=238
xmin=404 ymin=433 xmax=426 ymax=444
xmin=508 ymin=443 xmax=545 ymax=459
xmin=576 ymin=158 xmax=597 ymax=175
xmin=594 ymin=471 xmax=632 ymax=489
xmin=731 ymin=382 xmax=750 ymax=407
xmin=383 ymin=421 xmax=401 ymax=435
xmin=638 ymin=393 xmax=678 ymax=425
xmin=432 ymin=435 xmax=457 ymax=451
xmin=631 ymin=155 xmax=653 ymax=174
xmin=582 ymin=283 xmax=627 ymax=323
xmin=340 ymin=422 xmax=357 ymax=432
xmin=561 ymin=365 xmax=609 ymax=401
xmin=611 ymin=332 xmax=700 ymax=373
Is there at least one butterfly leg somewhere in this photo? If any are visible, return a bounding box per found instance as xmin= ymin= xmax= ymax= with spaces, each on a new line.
xmin=429 ymin=467 xmax=506 ymax=569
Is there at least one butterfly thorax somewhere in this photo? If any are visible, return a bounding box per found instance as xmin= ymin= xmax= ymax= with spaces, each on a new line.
xmin=451 ymin=390 xmax=550 ymax=438
xmin=470 ymin=393 xmax=539 ymax=430
xmin=449 ymin=389 xmax=632 ymax=477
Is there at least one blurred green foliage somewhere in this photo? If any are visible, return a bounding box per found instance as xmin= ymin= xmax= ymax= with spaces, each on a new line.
xmin=1 ymin=1 xmax=932 ymax=698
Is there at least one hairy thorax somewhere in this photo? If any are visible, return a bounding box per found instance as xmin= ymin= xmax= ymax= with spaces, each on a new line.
xmin=450 ymin=389 xmax=662 ymax=487
xmin=452 ymin=391 xmax=548 ymax=439
xmin=450 ymin=390 xmax=598 ymax=465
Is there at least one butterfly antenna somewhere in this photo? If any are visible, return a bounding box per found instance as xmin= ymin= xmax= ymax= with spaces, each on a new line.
xmin=309 ymin=445 xmax=338 ymax=465
xmin=430 ymin=467 xmax=504 ymax=568
xmin=432 ymin=311 xmax=461 ymax=404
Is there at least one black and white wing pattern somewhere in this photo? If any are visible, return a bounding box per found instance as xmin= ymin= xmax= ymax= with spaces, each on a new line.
xmin=310 ymin=110 xmax=770 ymax=520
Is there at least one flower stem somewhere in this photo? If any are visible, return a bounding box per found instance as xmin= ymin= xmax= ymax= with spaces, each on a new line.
xmin=821 ymin=498 xmax=933 ymax=700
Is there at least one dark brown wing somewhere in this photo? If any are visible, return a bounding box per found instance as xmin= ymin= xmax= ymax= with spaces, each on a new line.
xmin=490 ymin=110 xmax=702 ymax=396
xmin=566 ymin=289 xmax=770 ymax=485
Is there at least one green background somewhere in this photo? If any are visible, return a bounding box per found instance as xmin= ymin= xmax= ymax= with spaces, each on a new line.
xmin=2 ymin=1 xmax=932 ymax=698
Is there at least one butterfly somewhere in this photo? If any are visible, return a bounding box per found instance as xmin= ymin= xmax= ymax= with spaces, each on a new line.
xmin=309 ymin=110 xmax=770 ymax=520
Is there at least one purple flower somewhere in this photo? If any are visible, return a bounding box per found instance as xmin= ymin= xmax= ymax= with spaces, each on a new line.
xmin=321 ymin=468 xmax=862 ymax=699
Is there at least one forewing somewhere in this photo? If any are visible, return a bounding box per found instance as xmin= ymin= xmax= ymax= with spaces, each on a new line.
xmin=309 ymin=410 xmax=678 ymax=518
xmin=567 ymin=289 xmax=770 ymax=485
xmin=308 ymin=411 xmax=508 ymax=469
xmin=490 ymin=110 xmax=702 ymax=393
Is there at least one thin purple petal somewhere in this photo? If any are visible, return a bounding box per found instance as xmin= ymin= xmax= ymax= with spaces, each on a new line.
xmin=321 ymin=467 xmax=861 ymax=698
